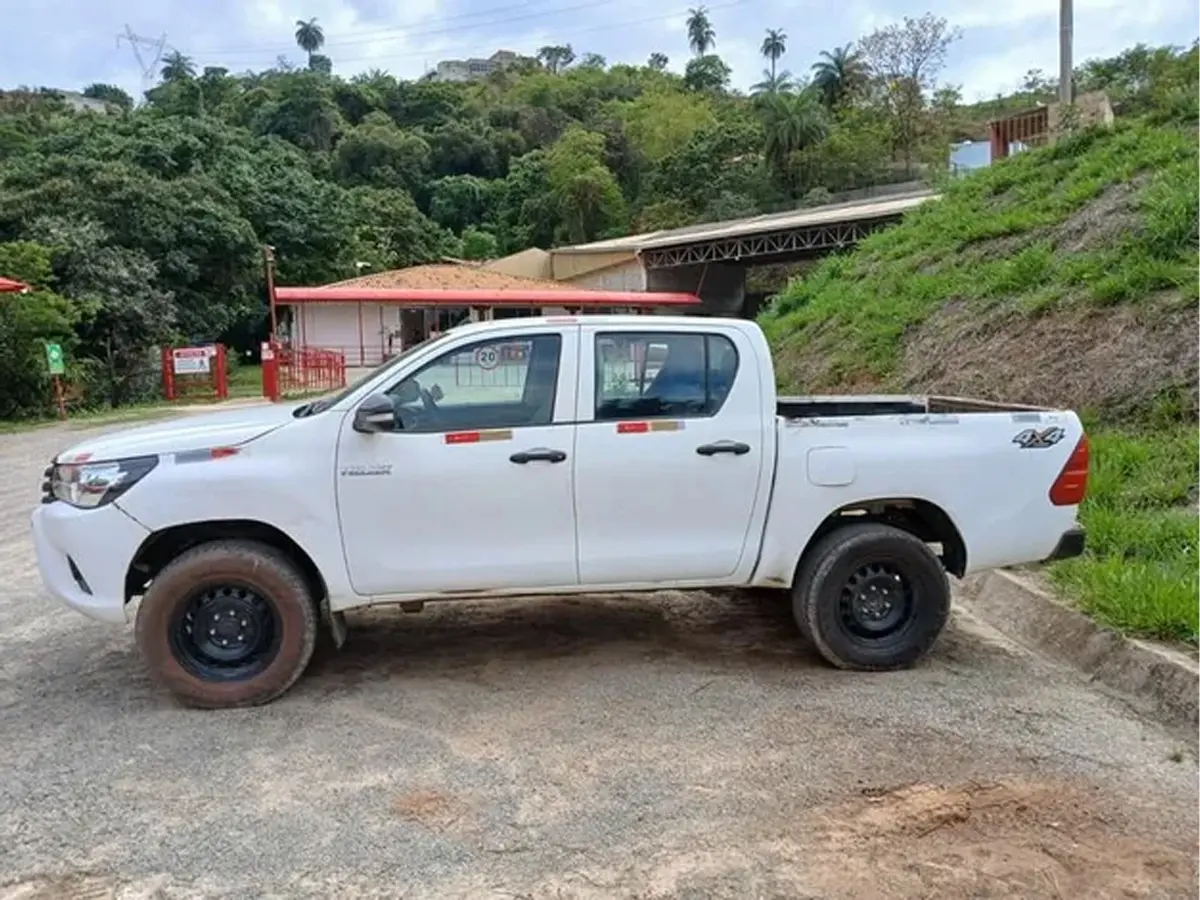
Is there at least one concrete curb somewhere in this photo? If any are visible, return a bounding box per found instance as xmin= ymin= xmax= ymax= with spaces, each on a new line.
xmin=958 ymin=570 xmax=1198 ymax=732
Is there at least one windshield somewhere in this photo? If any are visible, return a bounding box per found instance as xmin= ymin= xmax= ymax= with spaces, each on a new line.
xmin=293 ymin=331 xmax=456 ymax=417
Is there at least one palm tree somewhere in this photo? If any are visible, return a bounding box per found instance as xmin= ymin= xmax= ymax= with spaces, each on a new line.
xmin=758 ymin=88 xmax=829 ymax=177
xmin=760 ymin=29 xmax=787 ymax=86
xmin=686 ymin=7 xmax=716 ymax=57
xmin=294 ymin=18 xmax=325 ymax=67
xmin=159 ymin=51 xmax=196 ymax=82
xmin=751 ymin=69 xmax=793 ymax=95
xmin=811 ymin=43 xmax=867 ymax=108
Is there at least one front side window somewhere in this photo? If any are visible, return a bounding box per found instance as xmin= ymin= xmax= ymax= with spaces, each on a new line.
xmin=384 ymin=334 xmax=562 ymax=432
xmin=594 ymin=332 xmax=739 ymax=420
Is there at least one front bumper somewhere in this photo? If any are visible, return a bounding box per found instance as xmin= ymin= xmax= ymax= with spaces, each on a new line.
xmin=1043 ymin=525 xmax=1086 ymax=562
xmin=30 ymin=501 xmax=150 ymax=625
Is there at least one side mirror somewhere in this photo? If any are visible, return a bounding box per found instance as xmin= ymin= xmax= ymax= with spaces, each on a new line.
xmin=353 ymin=393 xmax=396 ymax=433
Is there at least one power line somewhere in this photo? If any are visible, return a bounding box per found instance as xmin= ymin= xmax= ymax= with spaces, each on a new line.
xmin=183 ymin=0 xmax=550 ymax=56
xmin=182 ymin=0 xmax=743 ymax=70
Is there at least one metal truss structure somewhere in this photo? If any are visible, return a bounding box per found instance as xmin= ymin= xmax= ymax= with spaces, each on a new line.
xmin=640 ymin=215 xmax=905 ymax=269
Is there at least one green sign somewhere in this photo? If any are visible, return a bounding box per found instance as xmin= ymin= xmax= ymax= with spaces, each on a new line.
xmin=44 ymin=342 xmax=65 ymax=376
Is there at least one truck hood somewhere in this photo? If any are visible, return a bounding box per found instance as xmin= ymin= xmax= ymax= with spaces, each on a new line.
xmin=55 ymin=403 xmax=303 ymax=463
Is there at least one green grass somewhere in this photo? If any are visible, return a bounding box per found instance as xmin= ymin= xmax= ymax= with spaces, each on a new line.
xmin=227 ymin=362 xmax=263 ymax=398
xmin=1048 ymin=425 xmax=1198 ymax=644
xmin=756 ymin=118 xmax=1199 ymax=645
xmin=760 ymin=121 xmax=1199 ymax=380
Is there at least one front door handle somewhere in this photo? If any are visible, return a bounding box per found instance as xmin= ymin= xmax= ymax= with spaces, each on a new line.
xmin=510 ymin=448 xmax=568 ymax=464
xmin=696 ymin=440 xmax=751 ymax=456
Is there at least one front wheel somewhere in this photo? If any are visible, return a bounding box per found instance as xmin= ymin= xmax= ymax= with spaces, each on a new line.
xmin=135 ymin=540 xmax=318 ymax=708
xmin=792 ymin=523 xmax=950 ymax=671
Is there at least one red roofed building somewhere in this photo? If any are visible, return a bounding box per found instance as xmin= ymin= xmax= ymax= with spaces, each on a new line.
xmin=274 ymin=263 xmax=699 ymax=367
xmin=0 ymin=276 xmax=31 ymax=293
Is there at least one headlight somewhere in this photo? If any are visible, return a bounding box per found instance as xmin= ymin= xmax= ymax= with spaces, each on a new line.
xmin=51 ymin=456 xmax=158 ymax=508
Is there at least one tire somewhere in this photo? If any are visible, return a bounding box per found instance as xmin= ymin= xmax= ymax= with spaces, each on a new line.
xmin=792 ymin=523 xmax=950 ymax=671
xmin=135 ymin=540 xmax=318 ymax=709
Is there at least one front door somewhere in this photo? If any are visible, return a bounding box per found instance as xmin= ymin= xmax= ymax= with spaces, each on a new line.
xmin=337 ymin=326 xmax=580 ymax=596
xmin=572 ymin=325 xmax=767 ymax=584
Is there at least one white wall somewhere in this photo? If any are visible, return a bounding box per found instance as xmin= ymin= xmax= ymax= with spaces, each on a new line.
xmin=564 ymin=259 xmax=648 ymax=291
xmin=294 ymin=303 xmax=404 ymax=366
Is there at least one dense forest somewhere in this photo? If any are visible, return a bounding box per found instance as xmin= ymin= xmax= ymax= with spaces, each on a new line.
xmin=0 ymin=5 xmax=1195 ymax=417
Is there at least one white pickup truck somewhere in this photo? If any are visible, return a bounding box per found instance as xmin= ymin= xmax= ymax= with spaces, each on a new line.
xmin=32 ymin=315 xmax=1089 ymax=708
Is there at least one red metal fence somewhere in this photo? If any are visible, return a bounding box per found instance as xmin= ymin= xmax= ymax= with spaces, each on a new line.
xmin=261 ymin=342 xmax=347 ymax=402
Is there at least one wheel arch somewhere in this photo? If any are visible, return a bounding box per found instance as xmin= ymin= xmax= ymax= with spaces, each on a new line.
xmin=793 ymin=498 xmax=967 ymax=583
xmin=124 ymin=519 xmax=328 ymax=607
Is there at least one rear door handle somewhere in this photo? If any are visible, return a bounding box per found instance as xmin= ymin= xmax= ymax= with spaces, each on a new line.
xmin=510 ymin=448 xmax=567 ymax=464
xmin=696 ymin=440 xmax=751 ymax=456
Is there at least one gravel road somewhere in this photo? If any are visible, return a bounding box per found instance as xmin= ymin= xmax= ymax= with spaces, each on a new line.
xmin=1 ymin=420 xmax=1196 ymax=900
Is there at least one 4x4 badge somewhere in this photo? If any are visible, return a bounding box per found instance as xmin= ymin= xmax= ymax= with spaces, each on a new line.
xmin=1012 ymin=426 xmax=1065 ymax=449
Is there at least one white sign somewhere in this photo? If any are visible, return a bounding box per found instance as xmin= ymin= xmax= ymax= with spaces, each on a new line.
xmin=173 ymin=347 xmax=212 ymax=375
xmin=473 ymin=346 xmax=500 ymax=370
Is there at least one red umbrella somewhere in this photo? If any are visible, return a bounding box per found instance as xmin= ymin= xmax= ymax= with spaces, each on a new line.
xmin=0 ymin=276 xmax=30 ymax=294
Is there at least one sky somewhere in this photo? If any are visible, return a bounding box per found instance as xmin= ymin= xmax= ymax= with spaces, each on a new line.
xmin=3 ymin=0 xmax=1197 ymax=103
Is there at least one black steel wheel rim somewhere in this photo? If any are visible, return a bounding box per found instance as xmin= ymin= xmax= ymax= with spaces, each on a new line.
xmin=838 ymin=561 xmax=914 ymax=641
xmin=169 ymin=585 xmax=281 ymax=682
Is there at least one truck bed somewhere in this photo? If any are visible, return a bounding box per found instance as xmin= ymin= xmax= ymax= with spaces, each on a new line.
xmin=776 ymin=394 xmax=1048 ymax=419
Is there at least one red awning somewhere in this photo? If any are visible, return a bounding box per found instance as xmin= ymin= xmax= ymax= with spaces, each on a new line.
xmin=273 ymin=287 xmax=701 ymax=307
xmin=0 ymin=277 xmax=30 ymax=294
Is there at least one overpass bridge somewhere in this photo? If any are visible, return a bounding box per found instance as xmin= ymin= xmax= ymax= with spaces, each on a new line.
xmin=487 ymin=190 xmax=938 ymax=316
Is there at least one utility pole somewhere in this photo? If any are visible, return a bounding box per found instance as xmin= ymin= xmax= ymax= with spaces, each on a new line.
xmin=263 ymin=246 xmax=278 ymax=342
xmin=1058 ymin=0 xmax=1073 ymax=105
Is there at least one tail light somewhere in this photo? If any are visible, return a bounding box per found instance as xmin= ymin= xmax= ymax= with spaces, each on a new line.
xmin=1050 ymin=434 xmax=1089 ymax=506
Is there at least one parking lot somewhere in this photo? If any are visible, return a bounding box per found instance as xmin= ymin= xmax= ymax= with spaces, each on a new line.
xmin=1 ymin=421 xmax=1196 ymax=900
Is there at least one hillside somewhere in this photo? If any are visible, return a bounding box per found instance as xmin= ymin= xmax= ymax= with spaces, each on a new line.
xmin=761 ymin=121 xmax=1199 ymax=418
xmin=759 ymin=119 xmax=1199 ymax=644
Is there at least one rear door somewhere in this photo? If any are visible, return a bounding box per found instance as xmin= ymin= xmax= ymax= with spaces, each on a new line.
xmin=572 ymin=323 xmax=768 ymax=584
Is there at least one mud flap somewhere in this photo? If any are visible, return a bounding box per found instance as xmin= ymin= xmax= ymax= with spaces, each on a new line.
xmin=321 ymin=597 xmax=348 ymax=649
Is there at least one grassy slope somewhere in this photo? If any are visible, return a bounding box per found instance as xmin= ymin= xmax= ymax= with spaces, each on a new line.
xmin=762 ymin=121 xmax=1198 ymax=390
xmin=760 ymin=121 xmax=1199 ymax=644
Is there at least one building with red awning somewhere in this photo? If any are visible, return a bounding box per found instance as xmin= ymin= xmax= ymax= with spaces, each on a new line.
xmin=273 ymin=263 xmax=700 ymax=367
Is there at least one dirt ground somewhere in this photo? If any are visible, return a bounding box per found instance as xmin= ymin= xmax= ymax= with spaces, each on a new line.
xmin=0 ymin=422 xmax=1196 ymax=900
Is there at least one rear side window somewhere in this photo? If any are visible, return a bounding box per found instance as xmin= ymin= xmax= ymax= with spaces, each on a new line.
xmin=594 ymin=332 xmax=739 ymax=420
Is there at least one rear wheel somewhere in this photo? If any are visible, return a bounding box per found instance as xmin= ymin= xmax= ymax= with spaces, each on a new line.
xmin=135 ymin=540 xmax=317 ymax=708
xmin=792 ymin=523 xmax=950 ymax=670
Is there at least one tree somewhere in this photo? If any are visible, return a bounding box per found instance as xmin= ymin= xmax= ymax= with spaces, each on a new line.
xmin=684 ymin=55 xmax=731 ymax=93
xmin=758 ymin=88 xmax=829 ymax=192
xmin=82 ymin=83 xmax=134 ymax=112
xmin=761 ymin=29 xmax=788 ymax=87
xmin=545 ymin=127 xmax=626 ymax=242
xmin=856 ymin=13 xmax=960 ymax=91
xmin=752 ymin=70 xmax=794 ymax=96
xmin=579 ymin=53 xmax=607 ymax=69
xmin=647 ymin=52 xmax=669 ymax=71
xmin=811 ymin=44 xmax=867 ymax=108
xmin=686 ymin=7 xmax=716 ymax=57
xmin=536 ymin=45 xmax=576 ymax=74
xmin=159 ymin=51 xmax=196 ymax=83
xmin=856 ymin=14 xmax=962 ymax=173
xmin=295 ymin=18 xmax=326 ymax=69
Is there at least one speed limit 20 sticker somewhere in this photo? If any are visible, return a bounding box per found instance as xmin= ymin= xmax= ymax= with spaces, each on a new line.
xmin=473 ymin=346 xmax=500 ymax=370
